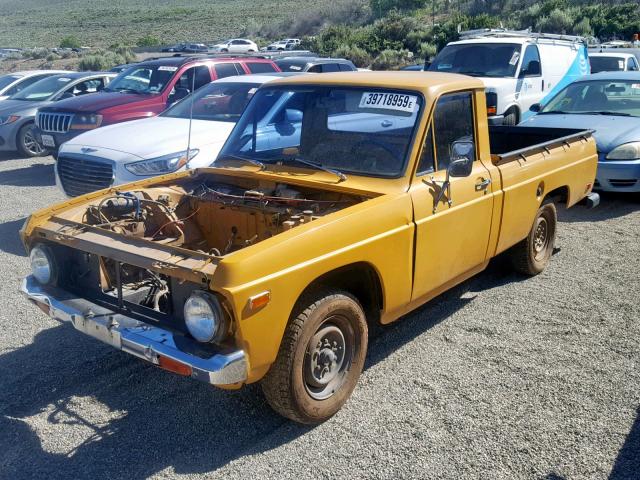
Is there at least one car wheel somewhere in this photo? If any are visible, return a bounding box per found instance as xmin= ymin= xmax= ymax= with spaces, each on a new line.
xmin=221 ymin=48 xmax=229 ymax=53
xmin=17 ymin=123 xmax=46 ymax=157
xmin=508 ymin=200 xmax=557 ymax=275
xmin=261 ymin=290 xmax=368 ymax=424
xmin=503 ymin=109 xmax=518 ymax=126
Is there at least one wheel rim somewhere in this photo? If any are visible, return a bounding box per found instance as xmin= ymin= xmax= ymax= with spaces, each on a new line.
xmin=533 ymin=216 xmax=549 ymax=261
xmin=303 ymin=317 xmax=354 ymax=400
xmin=22 ymin=127 xmax=44 ymax=155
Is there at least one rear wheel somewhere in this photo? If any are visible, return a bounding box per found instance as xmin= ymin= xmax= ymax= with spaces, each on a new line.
xmin=508 ymin=200 xmax=557 ymax=275
xmin=503 ymin=108 xmax=519 ymax=126
xmin=261 ymin=290 xmax=368 ymax=424
xmin=17 ymin=123 xmax=46 ymax=157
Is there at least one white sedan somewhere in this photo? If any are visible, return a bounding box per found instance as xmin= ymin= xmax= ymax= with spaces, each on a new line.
xmin=210 ymin=39 xmax=258 ymax=54
xmin=55 ymin=74 xmax=290 ymax=197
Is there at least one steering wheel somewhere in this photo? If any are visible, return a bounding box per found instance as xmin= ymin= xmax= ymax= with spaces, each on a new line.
xmin=349 ymin=140 xmax=398 ymax=174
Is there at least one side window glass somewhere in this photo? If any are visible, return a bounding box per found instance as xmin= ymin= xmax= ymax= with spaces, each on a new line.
xmin=338 ymin=63 xmax=354 ymax=71
xmin=321 ymin=63 xmax=340 ymax=73
xmin=433 ymin=92 xmax=475 ymax=171
xmin=520 ymin=45 xmax=541 ymax=77
xmin=307 ymin=64 xmax=322 ymax=73
xmin=417 ymin=124 xmax=435 ymax=174
xmin=214 ymin=63 xmax=239 ymax=79
xmin=193 ymin=66 xmax=211 ymax=89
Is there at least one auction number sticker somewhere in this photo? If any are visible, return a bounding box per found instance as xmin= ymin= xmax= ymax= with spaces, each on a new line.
xmin=158 ymin=66 xmax=178 ymax=72
xmin=359 ymin=92 xmax=417 ymax=113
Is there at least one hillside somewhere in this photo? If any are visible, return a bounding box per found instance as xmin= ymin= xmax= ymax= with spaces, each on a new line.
xmin=0 ymin=0 xmax=329 ymax=48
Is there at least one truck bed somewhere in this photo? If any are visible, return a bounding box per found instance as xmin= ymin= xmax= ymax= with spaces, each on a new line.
xmin=489 ymin=126 xmax=593 ymax=163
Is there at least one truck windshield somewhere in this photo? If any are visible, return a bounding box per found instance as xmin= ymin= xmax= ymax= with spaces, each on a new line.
xmin=11 ymin=75 xmax=73 ymax=101
xmin=540 ymin=80 xmax=640 ymax=117
xmin=105 ymin=65 xmax=173 ymax=94
xmin=162 ymin=82 xmax=260 ymax=122
xmin=218 ymin=86 xmax=423 ymax=177
xmin=589 ymin=56 xmax=625 ymax=73
xmin=429 ymin=43 xmax=521 ymax=77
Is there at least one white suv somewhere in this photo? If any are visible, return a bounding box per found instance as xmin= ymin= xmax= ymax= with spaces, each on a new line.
xmin=211 ymin=39 xmax=258 ymax=54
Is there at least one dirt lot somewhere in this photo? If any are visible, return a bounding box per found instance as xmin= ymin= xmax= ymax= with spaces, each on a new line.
xmin=0 ymin=153 xmax=638 ymax=479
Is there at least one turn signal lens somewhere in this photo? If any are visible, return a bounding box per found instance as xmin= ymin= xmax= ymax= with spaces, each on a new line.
xmin=248 ymin=291 xmax=270 ymax=311
xmin=158 ymin=356 xmax=192 ymax=376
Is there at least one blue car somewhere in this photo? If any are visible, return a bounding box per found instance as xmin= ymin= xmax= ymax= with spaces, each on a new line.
xmin=521 ymin=71 xmax=640 ymax=192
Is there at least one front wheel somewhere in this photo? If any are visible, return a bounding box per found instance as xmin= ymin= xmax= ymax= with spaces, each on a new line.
xmin=261 ymin=290 xmax=368 ymax=424
xmin=508 ymin=200 xmax=557 ymax=275
xmin=17 ymin=123 xmax=46 ymax=157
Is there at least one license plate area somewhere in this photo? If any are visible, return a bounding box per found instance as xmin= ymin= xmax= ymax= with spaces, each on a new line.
xmin=41 ymin=134 xmax=55 ymax=148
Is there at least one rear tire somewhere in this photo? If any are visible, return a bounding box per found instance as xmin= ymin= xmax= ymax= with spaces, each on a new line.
xmin=503 ymin=109 xmax=518 ymax=126
xmin=261 ymin=290 xmax=368 ymax=424
xmin=17 ymin=123 xmax=46 ymax=157
xmin=508 ymin=200 xmax=557 ymax=275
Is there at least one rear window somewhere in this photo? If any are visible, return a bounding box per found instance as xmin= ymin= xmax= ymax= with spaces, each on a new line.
xmin=0 ymin=74 xmax=21 ymax=90
xmin=247 ymin=62 xmax=277 ymax=74
xmin=215 ymin=63 xmax=241 ymax=79
xmin=589 ymin=56 xmax=625 ymax=73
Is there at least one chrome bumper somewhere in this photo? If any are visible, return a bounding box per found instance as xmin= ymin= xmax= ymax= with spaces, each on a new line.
xmin=21 ymin=276 xmax=247 ymax=386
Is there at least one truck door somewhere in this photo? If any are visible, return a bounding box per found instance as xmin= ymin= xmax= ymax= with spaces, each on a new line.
xmin=516 ymin=45 xmax=543 ymax=112
xmin=409 ymin=91 xmax=494 ymax=301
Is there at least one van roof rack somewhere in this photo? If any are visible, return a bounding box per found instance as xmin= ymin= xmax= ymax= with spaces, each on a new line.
xmin=459 ymin=28 xmax=586 ymax=44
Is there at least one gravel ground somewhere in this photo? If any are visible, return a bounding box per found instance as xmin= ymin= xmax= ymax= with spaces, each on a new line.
xmin=0 ymin=153 xmax=638 ymax=480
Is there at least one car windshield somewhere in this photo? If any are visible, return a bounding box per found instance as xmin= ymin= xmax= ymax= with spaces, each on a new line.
xmin=11 ymin=75 xmax=73 ymax=100
xmin=429 ymin=43 xmax=521 ymax=77
xmin=105 ymin=65 xmax=174 ymax=94
xmin=276 ymin=61 xmax=306 ymax=72
xmin=589 ymin=56 xmax=626 ymax=73
xmin=218 ymin=86 xmax=423 ymax=177
xmin=0 ymin=74 xmax=21 ymax=90
xmin=162 ymin=82 xmax=260 ymax=122
xmin=540 ymin=79 xmax=640 ymax=117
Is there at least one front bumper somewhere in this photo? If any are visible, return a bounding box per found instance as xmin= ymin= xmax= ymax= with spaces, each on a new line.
xmin=595 ymin=156 xmax=640 ymax=192
xmin=21 ymin=275 xmax=247 ymax=386
xmin=34 ymin=127 xmax=83 ymax=153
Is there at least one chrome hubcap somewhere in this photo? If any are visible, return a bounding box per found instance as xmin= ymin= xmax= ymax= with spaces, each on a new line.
xmin=533 ymin=217 xmax=548 ymax=260
xmin=23 ymin=127 xmax=44 ymax=155
xmin=304 ymin=319 xmax=352 ymax=400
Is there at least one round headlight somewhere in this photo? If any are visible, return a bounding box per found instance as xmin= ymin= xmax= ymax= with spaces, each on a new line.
xmin=184 ymin=292 xmax=226 ymax=343
xmin=30 ymin=244 xmax=56 ymax=285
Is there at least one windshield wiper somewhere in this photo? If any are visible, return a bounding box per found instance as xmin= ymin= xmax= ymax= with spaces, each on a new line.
xmin=581 ymin=111 xmax=633 ymax=117
xmin=215 ymin=154 xmax=265 ymax=170
xmin=275 ymin=157 xmax=346 ymax=182
xmin=537 ymin=110 xmax=574 ymax=115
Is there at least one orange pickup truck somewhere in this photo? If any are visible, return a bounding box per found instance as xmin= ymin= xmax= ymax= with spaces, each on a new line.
xmin=21 ymin=72 xmax=599 ymax=423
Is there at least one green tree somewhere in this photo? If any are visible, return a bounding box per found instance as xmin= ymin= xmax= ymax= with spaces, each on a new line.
xmin=60 ymin=35 xmax=81 ymax=49
xmin=136 ymin=34 xmax=160 ymax=47
xmin=370 ymin=0 xmax=425 ymax=18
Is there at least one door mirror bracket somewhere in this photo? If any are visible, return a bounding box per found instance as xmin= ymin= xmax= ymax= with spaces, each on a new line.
xmin=429 ymin=156 xmax=473 ymax=214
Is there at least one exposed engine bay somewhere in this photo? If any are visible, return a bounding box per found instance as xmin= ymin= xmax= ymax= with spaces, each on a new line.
xmin=80 ymin=174 xmax=369 ymax=257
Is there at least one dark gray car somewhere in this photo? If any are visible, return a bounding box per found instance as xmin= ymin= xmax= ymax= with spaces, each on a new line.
xmin=0 ymin=71 xmax=115 ymax=157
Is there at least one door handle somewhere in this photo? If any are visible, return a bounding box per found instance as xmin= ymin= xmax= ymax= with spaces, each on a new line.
xmin=475 ymin=178 xmax=491 ymax=191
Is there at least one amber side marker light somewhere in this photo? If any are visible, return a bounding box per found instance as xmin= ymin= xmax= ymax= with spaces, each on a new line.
xmin=158 ymin=356 xmax=193 ymax=377
xmin=248 ymin=291 xmax=271 ymax=311
xmin=487 ymin=106 xmax=497 ymax=115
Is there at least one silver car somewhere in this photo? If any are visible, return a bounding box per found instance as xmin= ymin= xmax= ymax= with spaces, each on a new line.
xmin=0 ymin=70 xmax=68 ymax=101
xmin=0 ymin=71 xmax=115 ymax=157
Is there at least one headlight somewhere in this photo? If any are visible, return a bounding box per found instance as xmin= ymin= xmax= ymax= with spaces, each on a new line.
xmin=0 ymin=115 xmax=20 ymax=125
xmin=70 ymin=113 xmax=103 ymax=130
xmin=124 ymin=149 xmax=199 ymax=176
xmin=184 ymin=291 xmax=227 ymax=343
xmin=29 ymin=244 xmax=56 ymax=285
xmin=606 ymin=142 xmax=640 ymax=161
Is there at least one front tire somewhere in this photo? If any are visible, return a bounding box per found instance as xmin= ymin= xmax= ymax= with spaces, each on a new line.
xmin=17 ymin=123 xmax=46 ymax=157
xmin=508 ymin=200 xmax=557 ymax=275
xmin=261 ymin=290 xmax=368 ymax=424
xmin=503 ymin=109 xmax=518 ymax=126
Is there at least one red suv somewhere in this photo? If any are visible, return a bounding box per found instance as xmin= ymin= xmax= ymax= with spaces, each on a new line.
xmin=35 ymin=55 xmax=280 ymax=153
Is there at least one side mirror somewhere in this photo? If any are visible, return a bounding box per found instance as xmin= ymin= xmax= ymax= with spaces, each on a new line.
xmin=170 ymin=87 xmax=190 ymax=103
xmin=285 ymin=108 xmax=303 ymax=123
xmin=448 ymin=156 xmax=473 ymax=178
xmin=529 ymin=103 xmax=541 ymax=113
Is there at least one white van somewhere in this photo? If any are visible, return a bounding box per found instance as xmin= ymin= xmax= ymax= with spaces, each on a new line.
xmin=428 ymin=29 xmax=590 ymax=125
